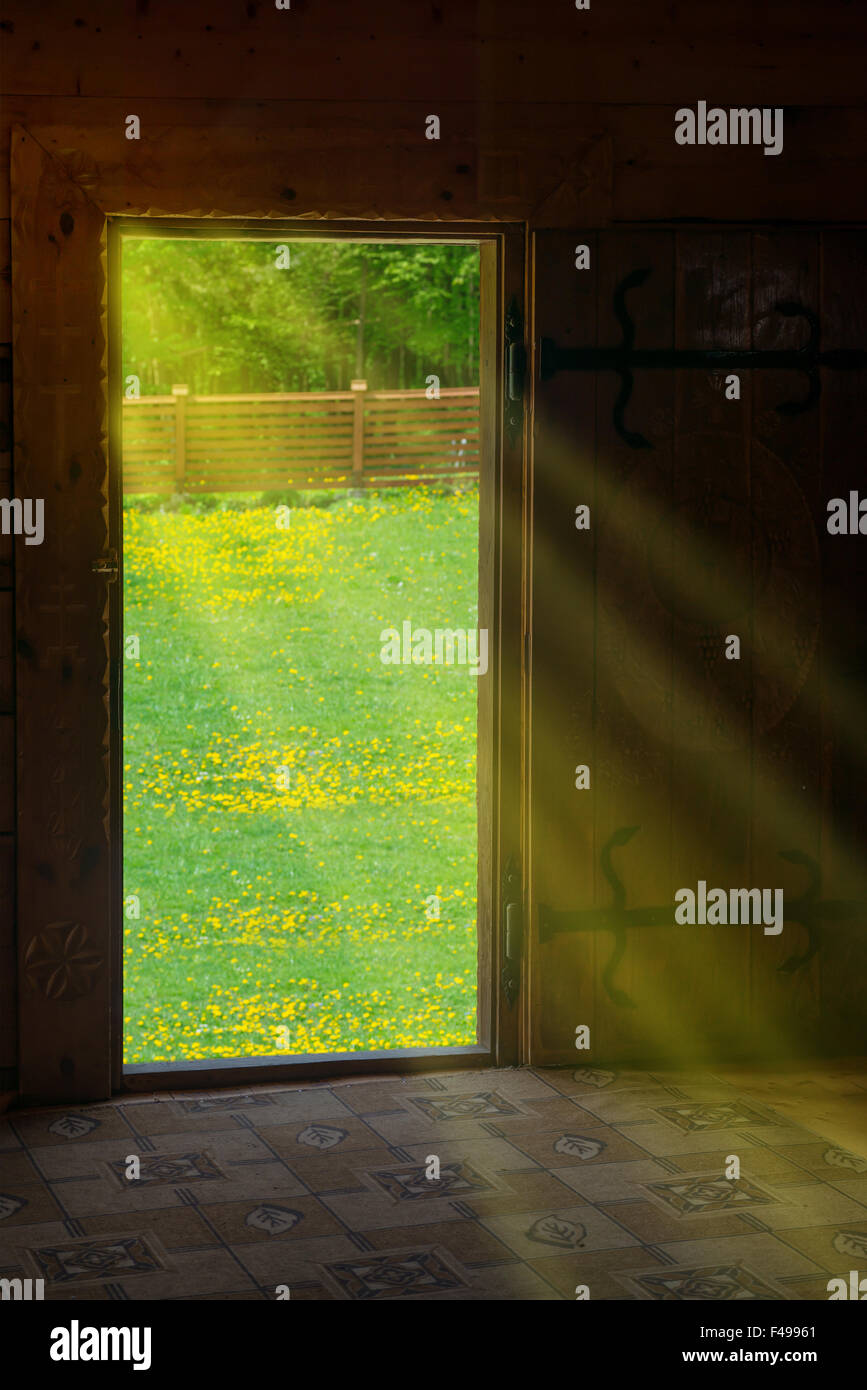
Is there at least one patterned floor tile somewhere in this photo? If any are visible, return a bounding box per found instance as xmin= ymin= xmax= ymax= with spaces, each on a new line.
xmin=414 ymin=1069 xmax=560 ymax=1100
xmin=182 ymin=1289 xmax=269 ymax=1300
xmin=773 ymin=1140 xmax=867 ymax=1184
xmin=317 ymin=1243 xmax=474 ymax=1300
xmin=364 ymin=1218 xmax=514 ymax=1265
xmin=554 ymin=1157 xmax=701 ymax=1204
xmin=231 ymin=1232 xmax=371 ymax=1291
xmin=641 ymin=1173 xmax=780 ymax=1218
xmin=361 ymin=1090 xmax=542 ymax=1145
xmin=615 ymin=1260 xmax=788 ymax=1301
xmin=10 ymin=1108 xmax=131 ymax=1148
xmin=342 ymin=1086 xmax=592 ymax=1141
xmin=662 ymin=1146 xmax=822 ymax=1186
xmin=250 ymin=1089 xmax=357 ymax=1126
xmin=280 ymin=1147 xmax=402 ymax=1194
xmin=652 ymin=1099 xmax=788 ymax=1132
xmin=566 ymin=1088 xmax=690 ymax=1125
xmin=204 ymin=1194 xmax=345 ymax=1244
xmin=174 ymin=1093 xmax=282 ymax=1116
xmin=539 ymin=1068 xmax=667 ymax=1097
xmin=80 ymin=1206 xmax=218 ymax=1252
xmin=744 ymin=1182 xmax=867 ymax=1231
xmin=598 ymin=1199 xmax=769 ymax=1244
xmin=0 ymin=1181 xmax=65 ymax=1226
xmin=0 ymin=1123 xmax=23 ymax=1152
xmin=106 ymin=1151 xmax=228 ymax=1188
xmin=463 ymin=1258 xmax=566 ymax=1299
xmin=186 ymin=1160 xmax=310 ymax=1206
xmin=782 ymin=1272 xmax=852 ymax=1299
xmin=527 ymin=1245 xmax=665 ymax=1300
xmin=101 ymin=1246 xmax=259 ymax=1299
xmin=658 ymin=1083 xmax=758 ymax=1102
xmin=55 ymin=1166 xmax=310 ymax=1218
xmin=270 ymin=1282 xmax=335 ymax=1300
xmin=121 ymin=1098 xmax=289 ymax=1135
xmin=22 ymin=1229 xmax=174 ymax=1290
xmin=264 ymin=1115 xmax=394 ymax=1159
xmin=330 ymin=1082 xmax=417 ymax=1116
xmin=165 ymin=1080 xmax=333 ymax=1100
xmin=406 ymin=1088 xmax=531 ymax=1121
xmin=480 ymin=1203 xmax=641 ymax=1259
xmin=655 ymin=1231 xmax=827 ymax=1283
xmin=318 ymin=1168 xmax=515 ymax=1231
xmin=778 ymin=1220 xmax=867 ymax=1274
xmin=29 ymin=1127 xmax=273 ymax=1181
xmin=40 ymin=1283 xmax=117 ymax=1301
xmin=1 ymin=1063 xmax=863 ymax=1301
xmin=398 ymin=1135 xmax=543 ymax=1174
xmin=466 ymin=1168 xmax=603 ymax=1217
xmin=359 ymin=1158 xmax=501 ymax=1203
xmin=23 ymin=1177 xmax=168 ymax=1223
xmin=478 ymin=1096 xmax=608 ymax=1136
xmin=0 ymin=1150 xmax=40 ymax=1184
xmin=0 ymin=1219 xmax=72 ymax=1266
xmin=505 ymin=1123 xmax=651 ymax=1169
xmin=653 ymin=1071 xmax=742 ymax=1088
xmin=612 ymin=1120 xmax=805 ymax=1158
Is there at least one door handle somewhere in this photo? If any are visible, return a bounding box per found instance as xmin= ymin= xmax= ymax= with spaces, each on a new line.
xmin=501 ymin=853 xmax=522 ymax=1007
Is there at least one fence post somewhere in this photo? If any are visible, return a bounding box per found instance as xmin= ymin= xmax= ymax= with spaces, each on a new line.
xmin=350 ymin=378 xmax=367 ymax=485
xmin=172 ymin=384 xmax=189 ymax=493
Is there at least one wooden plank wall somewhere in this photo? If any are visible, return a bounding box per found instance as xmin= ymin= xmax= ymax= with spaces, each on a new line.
xmin=1 ymin=0 xmax=866 ymax=1086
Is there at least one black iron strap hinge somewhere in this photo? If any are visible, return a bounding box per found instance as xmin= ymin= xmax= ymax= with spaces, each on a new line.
xmin=538 ymin=825 xmax=867 ymax=1010
xmin=539 ymin=267 xmax=867 ymax=450
xmin=501 ymin=852 xmax=522 ymax=1009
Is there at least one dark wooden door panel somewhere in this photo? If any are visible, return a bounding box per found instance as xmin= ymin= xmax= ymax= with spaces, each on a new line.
xmin=529 ymin=230 xmax=598 ymax=1064
xmin=591 ymin=230 xmax=678 ymax=1060
xmin=747 ymin=230 xmax=823 ymax=1050
xmin=667 ymin=232 xmax=754 ymax=1058
xmin=530 ymin=227 xmax=864 ymax=1066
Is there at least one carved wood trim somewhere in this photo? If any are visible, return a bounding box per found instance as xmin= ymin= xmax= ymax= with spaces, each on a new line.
xmin=24 ymin=113 xmax=613 ymax=226
xmin=12 ymin=125 xmax=111 ymax=1101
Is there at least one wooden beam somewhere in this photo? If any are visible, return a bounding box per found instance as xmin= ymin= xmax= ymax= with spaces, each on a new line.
xmin=0 ymin=2 xmax=864 ymax=104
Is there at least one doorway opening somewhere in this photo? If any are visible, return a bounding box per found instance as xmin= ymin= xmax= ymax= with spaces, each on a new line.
xmin=115 ymin=227 xmax=498 ymax=1077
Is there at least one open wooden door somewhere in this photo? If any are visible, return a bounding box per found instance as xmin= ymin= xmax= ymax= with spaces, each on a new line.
xmin=527 ymin=228 xmax=867 ymax=1067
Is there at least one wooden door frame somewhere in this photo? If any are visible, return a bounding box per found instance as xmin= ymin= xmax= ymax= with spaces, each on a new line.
xmin=12 ymin=124 xmax=528 ymax=1102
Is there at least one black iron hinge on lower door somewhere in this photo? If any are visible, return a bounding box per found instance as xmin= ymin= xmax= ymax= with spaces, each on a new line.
xmin=504 ymin=295 xmax=526 ymax=448
xmin=501 ymin=852 xmax=523 ymax=1008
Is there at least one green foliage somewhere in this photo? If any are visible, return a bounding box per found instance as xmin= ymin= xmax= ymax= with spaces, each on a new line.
xmin=123 ymin=488 xmax=479 ymax=1060
xmin=122 ymin=238 xmax=480 ymax=395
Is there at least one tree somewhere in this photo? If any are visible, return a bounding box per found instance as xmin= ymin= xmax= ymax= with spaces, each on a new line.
xmin=122 ymin=239 xmax=480 ymax=395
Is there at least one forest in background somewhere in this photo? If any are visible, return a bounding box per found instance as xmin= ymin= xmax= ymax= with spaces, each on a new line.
xmin=122 ymin=239 xmax=480 ymax=395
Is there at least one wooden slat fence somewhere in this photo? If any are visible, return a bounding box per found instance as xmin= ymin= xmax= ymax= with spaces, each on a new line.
xmin=122 ymin=383 xmax=479 ymax=493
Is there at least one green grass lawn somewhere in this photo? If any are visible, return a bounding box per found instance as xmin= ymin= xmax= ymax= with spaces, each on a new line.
xmin=123 ymin=486 xmax=480 ymax=1062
